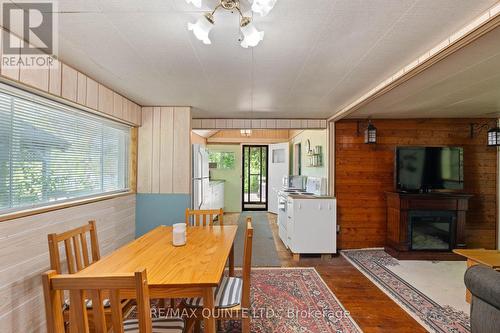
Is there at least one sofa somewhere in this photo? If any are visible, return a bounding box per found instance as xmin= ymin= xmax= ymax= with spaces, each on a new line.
xmin=464 ymin=265 xmax=500 ymax=333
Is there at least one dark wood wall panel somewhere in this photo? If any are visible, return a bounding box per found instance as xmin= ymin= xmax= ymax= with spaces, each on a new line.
xmin=335 ymin=119 xmax=497 ymax=250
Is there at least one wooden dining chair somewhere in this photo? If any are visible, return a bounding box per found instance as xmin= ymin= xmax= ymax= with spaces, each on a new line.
xmin=185 ymin=208 xmax=224 ymax=227
xmin=184 ymin=216 xmax=253 ymax=333
xmin=47 ymin=220 xmax=100 ymax=276
xmin=47 ymin=221 xmax=131 ymax=330
xmin=42 ymin=268 xmax=185 ymax=333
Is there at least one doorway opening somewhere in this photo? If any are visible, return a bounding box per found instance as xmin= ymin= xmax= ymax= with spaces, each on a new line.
xmin=242 ymin=145 xmax=268 ymax=211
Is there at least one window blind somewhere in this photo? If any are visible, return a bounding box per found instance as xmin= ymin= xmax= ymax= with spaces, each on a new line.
xmin=0 ymin=86 xmax=130 ymax=214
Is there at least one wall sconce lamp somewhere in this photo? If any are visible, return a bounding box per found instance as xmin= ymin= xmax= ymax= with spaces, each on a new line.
xmin=487 ymin=127 xmax=500 ymax=146
xmin=357 ymin=120 xmax=377 ymax=144
xmin=470 ymin=122 xmax=500 ymax=146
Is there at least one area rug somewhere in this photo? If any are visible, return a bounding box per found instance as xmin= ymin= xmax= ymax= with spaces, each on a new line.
xmin=129 ymin=268 xmax=362 ymax=333
xmin=233 ymin=212 xmax=281 ymax=267
xmin=342 ymin=249 xmax=470 ymax=333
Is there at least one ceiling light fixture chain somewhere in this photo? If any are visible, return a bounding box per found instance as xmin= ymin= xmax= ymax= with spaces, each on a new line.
xmin=251 ymin=46 xmax=254 ymax=117
xmin=186 ymin=0 xmax=277 ymax=48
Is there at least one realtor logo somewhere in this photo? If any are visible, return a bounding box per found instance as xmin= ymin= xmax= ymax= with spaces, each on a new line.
xmin=1 ymin=1 xmax=58 ymax=69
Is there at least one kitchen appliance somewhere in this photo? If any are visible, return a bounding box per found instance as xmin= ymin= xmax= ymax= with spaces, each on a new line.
xmin=286 ymin=195 xmax=337 ymax=254
xmin=277 ymin=175 xmax=308 ymax=248
xmin=282 ymin=175 xmax=307 ymax=189
xmin=277 ymin=192 xmax=289 ymax=247
xmin=305 ymin=177 xmax=328 ymax=196
xmin=277 ymin=176 xmax=336 ymax=253
xmin=192 ymin=144 xmax=210 ymax=210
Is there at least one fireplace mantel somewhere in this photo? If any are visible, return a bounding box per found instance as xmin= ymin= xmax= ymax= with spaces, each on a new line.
xmin=385 ymin=191 xmax=473 ymax=260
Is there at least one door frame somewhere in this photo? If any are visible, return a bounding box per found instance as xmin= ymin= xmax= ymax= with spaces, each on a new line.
xmin=241 ymin=145 xmax=269 ymax=211
xmin=293 ymin=143 xmax=302 ymax=175
xmin=268 ymin=142 xmax=290 ymax=214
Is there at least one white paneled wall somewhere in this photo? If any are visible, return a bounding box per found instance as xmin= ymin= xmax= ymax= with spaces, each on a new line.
xmin=192 ymin=118 xmax=328 ymax=129
xmin=138 ymin=107 xmax=191 ymax=194
xmin=0 ymin=28 xmax=141 ymax=126
xmin=0 ymin=195 xmax=136 ymax=333
xmin=0 ymin=28 xmax=141 ymax=333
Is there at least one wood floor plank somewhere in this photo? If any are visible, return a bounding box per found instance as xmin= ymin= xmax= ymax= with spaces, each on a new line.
xmin=227 ymin=212 xmax=427 ymax=333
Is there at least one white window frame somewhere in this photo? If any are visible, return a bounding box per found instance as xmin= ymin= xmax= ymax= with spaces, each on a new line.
xmin=0 ymin=83 xmax=131 ymax=216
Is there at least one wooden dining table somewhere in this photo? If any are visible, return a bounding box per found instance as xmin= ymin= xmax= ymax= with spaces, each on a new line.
xmin=71 ymin=225 xmax=238 ymax=333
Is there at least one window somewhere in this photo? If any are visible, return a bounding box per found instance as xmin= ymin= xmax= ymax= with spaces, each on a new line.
xmin=272 ymin=148 xmax=285 ymax=163
xmin=0 ymin=85 xmax=130 ymax=214
xmin=208 ymin=151 xmax=236 ymax=169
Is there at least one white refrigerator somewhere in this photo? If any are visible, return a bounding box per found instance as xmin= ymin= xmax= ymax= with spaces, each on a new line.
xmin=192 ymin=144 xmax=210 ymax=210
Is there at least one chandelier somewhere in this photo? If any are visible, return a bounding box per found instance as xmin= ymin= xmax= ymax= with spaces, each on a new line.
xmin=186 ymin=0 xmax=278 ymax=48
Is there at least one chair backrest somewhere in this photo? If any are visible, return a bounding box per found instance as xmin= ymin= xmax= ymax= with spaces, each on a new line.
xmin=241 ymin=216 xmax=254 ymax=309
xmin=185 ymin=208 xmax=224 ymax=226
xmin=42 ymin=269 xmax=152 ymax=333
xmin=47 ymin=220 xmax=101 ymax=275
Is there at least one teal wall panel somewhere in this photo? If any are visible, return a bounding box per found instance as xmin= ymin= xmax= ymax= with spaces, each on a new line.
xmin=135 ymin=193 xmax=190 ymax=237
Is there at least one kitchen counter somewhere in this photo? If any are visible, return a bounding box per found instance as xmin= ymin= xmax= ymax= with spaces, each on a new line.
xmin=209 ymin=179 xmax=226 ymax=185
xmin=288 ymin=194 xmax=335 ymax=199
xmin=206 ymin=180 xmax=225 ymax=210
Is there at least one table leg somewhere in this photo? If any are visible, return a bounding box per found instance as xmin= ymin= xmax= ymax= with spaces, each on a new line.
xmin=229 ymin=244 xmax=235 ymax=277
xmin=203 ymin=287 xmax=216 ymax=333
xmin=466 ymin=259 xmax=477 ymax=303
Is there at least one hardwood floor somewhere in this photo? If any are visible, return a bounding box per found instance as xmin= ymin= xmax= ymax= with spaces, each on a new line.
xmin=229 ymin=212 xmax=427 ymax=333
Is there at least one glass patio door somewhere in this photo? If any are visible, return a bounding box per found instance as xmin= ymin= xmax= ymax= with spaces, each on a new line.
xmin=242 ymin=145 xmax=268 ymax=211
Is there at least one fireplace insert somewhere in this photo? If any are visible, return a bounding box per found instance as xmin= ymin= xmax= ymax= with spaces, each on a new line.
xmin=409 ymin=211 xmax=456 ymax=251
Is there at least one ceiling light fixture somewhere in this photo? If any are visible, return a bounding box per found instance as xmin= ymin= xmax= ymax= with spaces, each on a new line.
xmin=187 ymin=13 xmax=215 ymax=45
xmin=186 ymin=0 xmax=202 ymax=8
xmin=251 ymin=0 xmax=277 ymax=16
xmin=240 ymin=129 xmax=252 ymax=137
xmin=185 ymin=0 xmax=275 ymax=48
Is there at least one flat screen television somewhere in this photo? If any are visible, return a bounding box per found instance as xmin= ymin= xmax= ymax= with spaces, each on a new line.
xmin=396 ymin=147 xmax=464 ymax=192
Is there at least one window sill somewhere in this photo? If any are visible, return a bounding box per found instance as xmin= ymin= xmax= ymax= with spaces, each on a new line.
xmin=0 ymin=191 xmax=135 ymax=223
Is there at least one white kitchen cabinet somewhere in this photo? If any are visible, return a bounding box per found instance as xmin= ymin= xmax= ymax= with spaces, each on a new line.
xmin=286 ymin=197 xmax=337 ymax=254
xmin=209 ymin=181 xmax=225 ymax=210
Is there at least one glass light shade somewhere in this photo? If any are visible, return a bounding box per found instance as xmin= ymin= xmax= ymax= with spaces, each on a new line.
xmin=487 ymin=127 xmax=500 ymax=146
xmin=187 ymin=14 xmax=214 ymax=45
xmin=240 ymin=22 xmax=264 ymax=48
xmin=364 ymin=123 xmax=377 ymax=144
xmin=251 ymin=0 xmax=277 ymax=16
xmin=185 ymin=0 xmax=202 ymax=8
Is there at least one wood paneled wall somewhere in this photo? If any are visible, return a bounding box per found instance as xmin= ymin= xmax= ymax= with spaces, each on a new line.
xmin=0 ymin=195 xmax=136 ymax=332
xmin=207 ymin=129 xmax=290 ymax=144
xmin=138 ymin=107 xmax=191 ymax=194
xmin=335 ymin=119 xmax=497 ymax=250
xmin=0 ymin=28 xmax=141 ymax=126
xmin=191 ymin=132 xmax=207 ymax=145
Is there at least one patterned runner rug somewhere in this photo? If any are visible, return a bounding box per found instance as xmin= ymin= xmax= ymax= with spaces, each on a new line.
xmin=129 ymin=268 xmax=362 ymax=333
xmin=342 ymin=249 xmax=470 ymax=333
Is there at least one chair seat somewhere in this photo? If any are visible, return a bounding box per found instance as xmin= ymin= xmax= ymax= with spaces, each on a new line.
xmin=124 ymin=317 xmax=185 ymax=333
xmin=63 ymin=298 xmax=111 ymax=309
xmin=185 ymin=277 xmax=242 ymax=309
